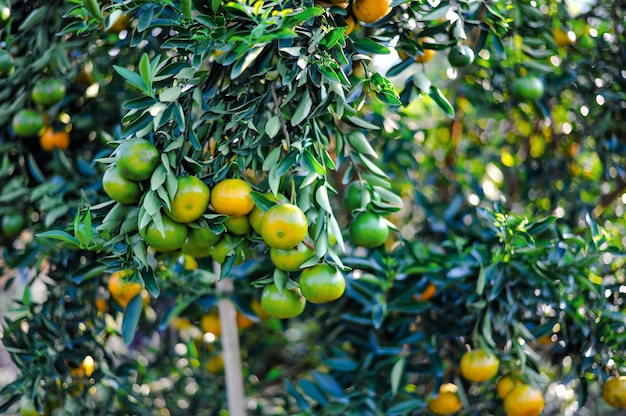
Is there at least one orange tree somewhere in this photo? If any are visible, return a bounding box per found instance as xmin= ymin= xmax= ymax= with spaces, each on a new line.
xmin=0 ymin=0 xmax=625 ymax=415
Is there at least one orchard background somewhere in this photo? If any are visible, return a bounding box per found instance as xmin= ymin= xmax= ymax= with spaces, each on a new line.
xmin=0 ymin=0 xmax=625 ymax=415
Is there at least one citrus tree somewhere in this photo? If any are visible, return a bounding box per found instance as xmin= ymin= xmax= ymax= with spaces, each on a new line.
xmin=0 ymin=0 xmax=625 ymax=415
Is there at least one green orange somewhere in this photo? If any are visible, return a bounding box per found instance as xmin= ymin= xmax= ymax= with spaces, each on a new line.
xmin=448 ymin=44 xmax=475 ymax=67
xmin=260 ymin=283 xmax=306 ymax=319
xmin=261 ymin=203 xmax=308 ymax=249
xmin=224 ymin=215 xmax=251 ymax=236
xmin=12 ymin=109 xmax=45 ymax=137
xmin=31 ymin=78 xmax=66 ymax=107
xmin=2 ymin=212 xmax=26 ymax=238
xmin=188 ymin=223 xmax=222 ymax=248
xmin=116 ymin=139 xmax=160 ymax=181
xmin=299 ymin=264 xmax=345 ymax=303
xmin=349 ymin=211 xmax=388 ymax=248
xmin=343 ymin=181 xmax=367 ymax=212
xmin=181 ymin=238 xmax=213 ymax=258
xmin=0 ymin=49 xmax=14 ymax=78
xmin=512 ymin=76 xmax=544 ymax=101
xmin=270 ymin=243 xmax=315 ymax=272
xmin=102 ymin=165 xmax=142 ymax=205
xmin=139 ymin=215 xmax=188 ymax=252
xmin=210 ymin=237 xmax=249 ymax=265
xmin=164 ymin=175 xmax=210 ymax=223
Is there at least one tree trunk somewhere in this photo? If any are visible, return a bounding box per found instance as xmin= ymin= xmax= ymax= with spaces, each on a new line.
xmin=215 ymin=265 xmax=247 ymax=416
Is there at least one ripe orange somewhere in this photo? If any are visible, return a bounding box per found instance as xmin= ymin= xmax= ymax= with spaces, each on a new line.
xmin=497 ymin=373 xmax=522 ymax=399
xmin=105 ymin=11 xmax=131 ymax=34
xmin=31 ymin=78 xmax=66 ymax=107
xmin=414 ymin=37 xmax=437 ymax=63
xmin=164 ymin=175 xmax=210 ymax=223
xmin=201 ymin=311 xmax=221 ymax=335
xmin=427 ymin=383 xmax=462 ymax=415
xmin=107 ymin=270 xmax=143 ymax=309
xmin=116 ymin=139 xmax=160 ymax=181
xmin=352 ymin=0 xmax=391 ymax=23
xmin=236 ymin=310 xmax=256 ymax=330
xmin=459 ymin=349 xmax=500 ymax=382
xmin=102 ymin=165 xmax=142 ymax=205
xmin=503 ymin=384 xmax=545 ymax=416
xmin=139 ymin=215 xmax=188 ymax=252
xmin=345 ymin=16 xmax=358 ymax=35
xmin=39 ymin=127 xmax=70 ymax=151
xmin=553 ymin=27 xmax=576 ymax=47
xmin=210 ymin=178 xmax=254 ymax=216
xmin=299 ymin=264 xmax=345 ymax=303
xmin=224 ymin=215 xmax=251 ymax=236
xmin=261 ymin=203 xmax=308 ymax=249
xmin=12 ymin=109 xmax=45 ymax=137
xmin=0 ymin=50 xmax=15 ymax=78
xmin=1 ymin=212 xmax=26 ymax=238
xmin=270 ymin=243 xmax=315 ymax=272
xmin=349 ymin=211 xmax=389 ymax=248
xmin=250 ymin=299 xmax=271 ymax=320
xmin=602 ymin=376 xmax=626 ymax=409
xmin=205 ymin=354 xmax=224 ymax=374
xmin=260 ymin=283 xmax=306 ymax=319
xmin=413 ymin=282 xmax=437 ymax=301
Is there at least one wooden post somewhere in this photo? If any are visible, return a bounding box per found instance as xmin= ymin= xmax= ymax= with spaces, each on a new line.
xmin=215 ymin=263 xmax=247 ymax=416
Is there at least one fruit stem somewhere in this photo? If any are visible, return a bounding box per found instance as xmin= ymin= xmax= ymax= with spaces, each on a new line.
xmin=216 ymin=267 xmax=247 ymax=416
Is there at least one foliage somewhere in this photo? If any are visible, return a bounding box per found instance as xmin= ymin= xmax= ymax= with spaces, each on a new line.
xmin=0 ymin=0 xmax=624 ymax=415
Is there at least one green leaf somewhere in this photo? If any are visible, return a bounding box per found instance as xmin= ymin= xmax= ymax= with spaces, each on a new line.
xmin=139 ymin=53 xmax=152 ymax=92
xmin=113 ymin=65 xmax=148 ymax=93
xmin=390 ymin=356 xmax=405 ymax=396
xmin=315 ymin=185 xmax=333 ymax=213
xmin=35 ymin=230 xmax=79 ymax=245
xmin=429 ymin=86 xmax=455 ymax=118
xmin=265 ymin=115 xmax=281 ymax=138
xmin=355 ymin=38 xmax=390 ymax=55
xmin=413 ymin=72 xmax=432 ymax=92
xmin=122 ymin=295 xmax=144 ymax=346
xmin=347 ymin=132 xmax=377 ymax=158
xmin=159 ymin=86 xmax=182 ymax=102
xmin=344 ymin=115 xmax=380 ymax=130
xmin=298 ymin=379 xmax=328 ymax=405
xmin=273 ymin=268 xmax=287 ymax=293
xmin=19 ymin=7 xmax=48 ymax=31
xmin=303 ymin=150 xmax=326 ymax=174
xmin=324 ymin=357 xmax=358 ymax=372
xmin=291 ymin=93 xmax=313 ymax=126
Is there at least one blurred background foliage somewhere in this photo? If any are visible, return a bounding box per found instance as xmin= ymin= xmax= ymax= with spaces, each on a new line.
xmin=0 ymin=0 xmax=624 ymax=415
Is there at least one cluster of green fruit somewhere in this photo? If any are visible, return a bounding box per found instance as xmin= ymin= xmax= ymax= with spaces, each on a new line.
xmin=11 ymin=78 xmax=67 ymax=138
xmin=101 ymin=138 xmax=352 ymax=318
